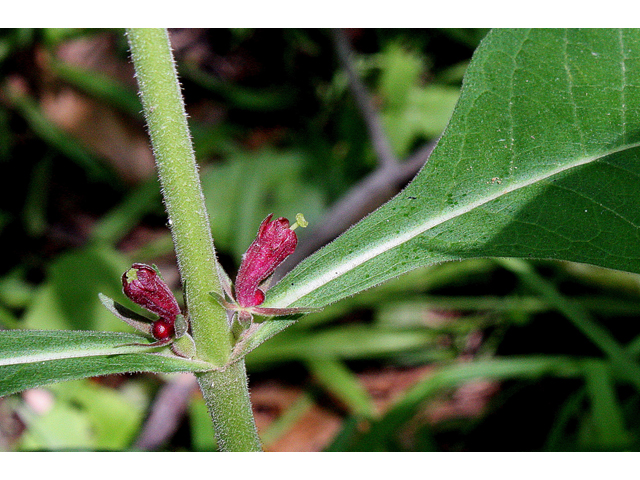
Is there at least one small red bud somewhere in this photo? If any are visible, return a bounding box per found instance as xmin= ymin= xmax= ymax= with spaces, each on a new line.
xmin=235 ymin=214 xmax=298 ymax=308
xmin=122 ymin=263 xmax=181 ymax=321
xmin=151 ymin=319 xmax=175 ymax=341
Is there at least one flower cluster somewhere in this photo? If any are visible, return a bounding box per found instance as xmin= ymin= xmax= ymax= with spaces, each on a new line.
xmin=117 ymin=214 xmax=311 ymax=341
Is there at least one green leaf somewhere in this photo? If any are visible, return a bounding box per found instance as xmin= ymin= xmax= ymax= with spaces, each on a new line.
xmin=263 ymin=29 xmax=640 ymax=315
xmin=0 ymin=330 xmax=215 ymax=397
xmin=382 ymin=85 xmax=460 ymax=157
xmin=377 ymin=42 xmax=424 ymax=111
xmin=64 ymin=380 xmax=145 ymax=450
xmin=375 ymin=42 xmax=460 ymax=157
xmin=19 ymin=392 xmax=94 ymax=450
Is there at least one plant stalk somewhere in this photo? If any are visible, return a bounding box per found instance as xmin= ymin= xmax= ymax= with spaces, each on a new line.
xmin=197 ymin=360 xmax=262 ymax=451
xmin=126 ymin=28 xmax=261 ymax=451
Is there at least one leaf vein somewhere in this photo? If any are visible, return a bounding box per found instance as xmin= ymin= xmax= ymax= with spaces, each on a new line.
xmin=273 ymin=142 xmax=640 ymax=307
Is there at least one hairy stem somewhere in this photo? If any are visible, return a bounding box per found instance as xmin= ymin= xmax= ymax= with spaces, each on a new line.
xmin=197 ymin=360 xmax=262 ymax=451
xmin=126 ymin=28 xmax=261 ymax=451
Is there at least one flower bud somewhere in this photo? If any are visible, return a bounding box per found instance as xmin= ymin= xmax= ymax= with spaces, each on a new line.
xmin=122 ymin=263 xmax=181 ymax=321
xmin=235 ymin=214 xmax=298 ymax=308
xmin=151 ymin=318 xmax=175 ymax=341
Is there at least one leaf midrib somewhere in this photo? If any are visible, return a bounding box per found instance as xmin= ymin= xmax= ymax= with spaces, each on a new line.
xmin=0 ymin=343 xmax=152 ymax=367
xmin=270 ymin=142 xmax=640 ymax=308
xmin=0 ymin=331 xmax=210 ymax=368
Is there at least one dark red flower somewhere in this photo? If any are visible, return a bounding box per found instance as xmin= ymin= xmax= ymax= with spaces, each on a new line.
xmin=235 ymin=214 xmax=298 ymax=308
xmin=122 ymin=263 xmax=181 ymax=321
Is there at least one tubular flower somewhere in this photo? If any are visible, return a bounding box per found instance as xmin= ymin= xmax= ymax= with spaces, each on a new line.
xmin=122 ymin=263 xmax=181 ymax=321
xmin=235 ymin=214 xmax=298 ymax=308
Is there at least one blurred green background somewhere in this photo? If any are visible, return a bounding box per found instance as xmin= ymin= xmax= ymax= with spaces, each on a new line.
xmin=2 ymin=28 xmax=640 ymax=452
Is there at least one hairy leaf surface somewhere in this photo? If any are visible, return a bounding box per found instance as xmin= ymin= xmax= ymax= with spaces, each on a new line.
xmin=263 ymin=29 xmax=640 ymax=314
xmin=0 ymin=330 xmax=214 ymax=397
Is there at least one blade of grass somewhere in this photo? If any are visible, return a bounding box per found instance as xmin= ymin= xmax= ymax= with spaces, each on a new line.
xmin=347 ymin=355 xmax=584 ymax=451
xmin=582 ymin=359 xmax=630 ymax=448
xmin=22 ymin=156 xmax=52 ymax=237
xmin=5 ymin=85 xmax=118 ymax=184
xmin=245 ymin=325 xmax=448 ymax=368
xmin=50 ymin=58 xmax=143 ymax=118
xmin=324 ymin=415 xmax=362 ymax=452
xmin=498 ymin=258 xmax=640 ymax=392
xmin=90 ymin=175 xmax=161 ymax=245
xmin=626 ymin=334 xmax=640 ymax=357
xmin=259 ymin=391 xmax=314 ymax=449
xmin=377 ymin=295 xmax=640 ymax=319
xmin=544 ymin=389 xmax=586 ymax=451
xmin=180 ymin=64 xmax=295 ymax=111
xmin=306 ymin=358 xmax=376 ymax=420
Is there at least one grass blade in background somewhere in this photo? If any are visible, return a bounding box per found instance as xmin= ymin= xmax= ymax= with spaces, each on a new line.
xmin=582 ymin=359 xmax=631 ymax=449
xmin=5 ymin=85 xmax=119 ymax=184
xmin=50 ymin=58 xmax=143 ymax=118
xmin=344 ymin=355 xmax=585 ymax=451
xmin=306 ymin=358 xmax=376 ymax=420
xmin=499 ymin=258 xmax=640 ymax=391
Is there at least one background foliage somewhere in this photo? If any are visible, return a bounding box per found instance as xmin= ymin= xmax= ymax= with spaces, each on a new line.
xmin=1 ymin=28 xmax=640 ymax=451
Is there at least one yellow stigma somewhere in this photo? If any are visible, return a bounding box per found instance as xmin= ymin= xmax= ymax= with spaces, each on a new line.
xmin=289 ymin=213 xmax=309 ymax=231
xmin=125 ymin=268 xmax=139 ymax=284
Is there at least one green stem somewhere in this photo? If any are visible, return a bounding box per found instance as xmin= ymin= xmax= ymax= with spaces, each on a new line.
xmin=197 ymin=360 xmax=262 ymax=451
xmin=126 ymin=28 xmax=261 ymax=451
